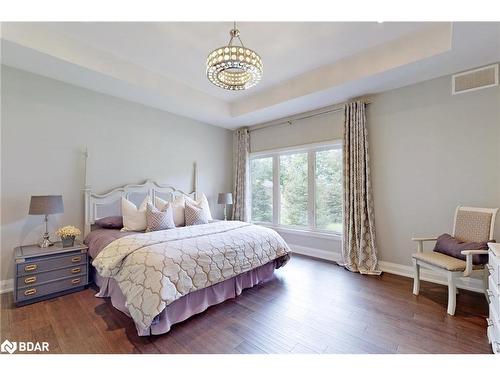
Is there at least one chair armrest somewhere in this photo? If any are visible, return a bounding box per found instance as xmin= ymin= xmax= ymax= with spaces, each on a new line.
xmin=411 ymin=237 xmax=438 ymax=242
xmin=460 ymin=250 xmax=488 ymax=255
xmin=411 ymin=237 xmax=437 ymax=253
xmin=462 ymin=250 xmax=488 ymax=277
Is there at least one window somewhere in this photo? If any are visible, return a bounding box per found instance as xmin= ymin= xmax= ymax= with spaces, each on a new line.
xmin=249 ymin=142 xmax=343 ymax=234
xmin=280 ymin=152 xmax=308 ymax=226
xmin=315 ymin=148 xmax=342 ymax=232
xmin=250 ymin=157 xmax=273 ymax=223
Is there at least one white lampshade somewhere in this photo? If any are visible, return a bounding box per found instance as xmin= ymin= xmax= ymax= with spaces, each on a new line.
xmin=217 ymin=193 xmax=233 ymax=205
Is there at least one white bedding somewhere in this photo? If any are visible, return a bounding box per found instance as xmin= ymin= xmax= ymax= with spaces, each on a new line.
xmin=92 ymin=220 xmax=291 ymax=330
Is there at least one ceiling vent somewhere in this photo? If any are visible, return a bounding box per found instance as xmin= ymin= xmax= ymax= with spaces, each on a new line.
xmin=452 ymin=64 xmax=498 ymax=95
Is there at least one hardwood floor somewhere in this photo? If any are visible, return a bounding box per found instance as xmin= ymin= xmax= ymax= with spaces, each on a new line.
xmin=0 ymin=255 xmax=492 ymax=354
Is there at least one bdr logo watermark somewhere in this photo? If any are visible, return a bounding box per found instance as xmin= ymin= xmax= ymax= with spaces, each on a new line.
xmin=1 ymin=339 xmax=49 ymax=353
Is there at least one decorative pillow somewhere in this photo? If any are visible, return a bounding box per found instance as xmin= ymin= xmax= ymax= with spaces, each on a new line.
xmin=121 ymin=196 xmax=150 ymax=231
xmin=145 ymin=203 xmax=175 ymax=232
xmin=186 ymin=193 xmax=213 ymax=221
xmin=433 ymin=233 xmax=491 ymax=265
xmin=155 ymin=196 xmax=185 ymax=227
xmin=185 ymin=202 xmax=209 ymax=226
xmin=95 ymin=216 xmax=123 ymax=229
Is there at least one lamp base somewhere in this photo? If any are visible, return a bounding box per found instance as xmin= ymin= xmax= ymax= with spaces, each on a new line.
xmin=38 ymin=233 xmax=54 ymax=248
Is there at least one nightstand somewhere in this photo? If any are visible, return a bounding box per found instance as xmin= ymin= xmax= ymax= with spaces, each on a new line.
xmin=487 ymin=242 xmax=500 ymax=354
xmin=14 ymin=242 xmax=89 ymax=306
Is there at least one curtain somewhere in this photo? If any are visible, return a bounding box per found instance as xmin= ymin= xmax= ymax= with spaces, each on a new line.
xmin=232 ymin=127 xmax=250 ymax=221
xmin=342 ymin=101 xmax=381 ymax=275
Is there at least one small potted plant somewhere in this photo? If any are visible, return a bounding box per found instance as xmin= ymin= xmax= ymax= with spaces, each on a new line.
xmin=56 ymin=225 xmax=81 ymax=248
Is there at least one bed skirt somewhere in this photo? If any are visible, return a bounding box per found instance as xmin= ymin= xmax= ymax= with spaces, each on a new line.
xmin=92 ymin=258 xmax=285 ymax=336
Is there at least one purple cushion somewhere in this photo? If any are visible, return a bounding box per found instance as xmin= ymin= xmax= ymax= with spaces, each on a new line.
xmin=433 ymin=233 xmax=491 ymax=265
xmin=95 ymin=216 xmax=123 ymax=229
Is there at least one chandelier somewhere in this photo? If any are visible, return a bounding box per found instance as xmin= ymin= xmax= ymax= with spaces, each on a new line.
xmin=206 ymin=22 xmax=263 ymax=91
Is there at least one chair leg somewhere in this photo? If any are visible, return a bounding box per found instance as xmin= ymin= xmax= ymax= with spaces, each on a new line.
xmin=413 ymin=261 xmax=420 ymax=296
xmin=447 ymin=273 xmax=457 ymax=316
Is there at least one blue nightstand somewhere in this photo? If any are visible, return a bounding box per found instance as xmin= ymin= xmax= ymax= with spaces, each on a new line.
xmin=14 ymin=242 xmax=89 ymax=306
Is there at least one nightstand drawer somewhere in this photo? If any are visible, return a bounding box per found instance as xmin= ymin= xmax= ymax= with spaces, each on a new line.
xmin=489 ymin=250 xmax=500 ymax=286
xmin=17 ymin=252 xmax=87 ymax=276
xmin=489 ymin=275 xmax=500 ymax=317
xmin=16 ymin=275 xmax=87 ymax=302
xmin=17 ymin=265 xmax=86 ymax=287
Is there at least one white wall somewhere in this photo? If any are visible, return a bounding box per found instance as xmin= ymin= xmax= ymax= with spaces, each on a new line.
xmin=370 ymin=72 xmax=500 ymax=266
xmin=0 ymin=66 xmax=233 ymax=283
xmin=250 ymin=68 xmax=500 ymax=268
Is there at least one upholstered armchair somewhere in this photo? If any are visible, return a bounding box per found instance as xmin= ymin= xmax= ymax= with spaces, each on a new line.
xmin=411 ymin=206 xmax=498 ymax=315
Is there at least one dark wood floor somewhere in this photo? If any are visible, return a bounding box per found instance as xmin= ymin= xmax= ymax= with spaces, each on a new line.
xmin=0 ymin=255 xmax=492 ymax=354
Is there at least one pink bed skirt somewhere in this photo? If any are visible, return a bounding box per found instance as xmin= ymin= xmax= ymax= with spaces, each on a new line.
xmin=93 ymin=260 xmax=280 ymax=336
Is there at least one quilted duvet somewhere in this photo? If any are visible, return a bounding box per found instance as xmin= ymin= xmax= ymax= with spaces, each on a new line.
xmin=92 ymin=221 xmax=291 ymax=330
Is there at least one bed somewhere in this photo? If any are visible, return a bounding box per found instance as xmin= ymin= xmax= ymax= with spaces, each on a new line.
xmin=83 ymin=165 xmax=291 ymax=336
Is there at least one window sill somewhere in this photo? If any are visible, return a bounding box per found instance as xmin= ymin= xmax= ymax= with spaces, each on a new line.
xmin=255 ymin=223 xmax=342 ymax=241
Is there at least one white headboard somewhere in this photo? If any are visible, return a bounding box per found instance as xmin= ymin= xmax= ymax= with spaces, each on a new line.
xmin=83 ymin=161 xmax=198 ymax=237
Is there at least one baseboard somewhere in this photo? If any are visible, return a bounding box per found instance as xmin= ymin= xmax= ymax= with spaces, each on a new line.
xmin=289 ymin=244 xmax=484 ymax=294
xmin=0 ymin=279 xmax=14 ymax=294
xmin=291 ymin=245 xmax=342 ymax=263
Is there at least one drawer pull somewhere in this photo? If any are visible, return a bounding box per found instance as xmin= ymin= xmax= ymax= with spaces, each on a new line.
xmin=24 ymin=264 xmax=38 ymax=272
xmin=71 ymin=267 xmax=81 ymax=274
xmin=24 ymin=288 xmax=37 ymax=296
xmin=71 ymin=256 xmax=81 ymax=263
xmin=71 ymin=278 xmax=81 ymax=285
xmin=487 ymin=264 xmax=495 ymax=273
xmin=24 ymin=276 xmax=37 ymax=284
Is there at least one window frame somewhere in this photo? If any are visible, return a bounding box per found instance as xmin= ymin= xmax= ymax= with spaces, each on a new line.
xmin=249 ymin=140 xmax=343 ymax=236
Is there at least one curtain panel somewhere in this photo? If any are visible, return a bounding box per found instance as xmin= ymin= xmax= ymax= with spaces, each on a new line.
xmin=232 ymin=127 xmax=250 ymax=221
xmin=342 ymin=101 xmax=381 ymax=275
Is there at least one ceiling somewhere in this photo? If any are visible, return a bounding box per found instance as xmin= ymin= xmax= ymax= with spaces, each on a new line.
xmin=39 ymin=22 xmax=430 ymax=101
xmin=2 ymin=22 xmax=500 ymax=129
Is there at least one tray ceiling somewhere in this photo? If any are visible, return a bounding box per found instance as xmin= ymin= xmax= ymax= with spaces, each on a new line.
xmin=2 ymin=22 xmax=499 ymax=128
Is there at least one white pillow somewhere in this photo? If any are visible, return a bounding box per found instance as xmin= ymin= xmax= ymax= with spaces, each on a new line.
xmin=185 ymin=201 xmax=209 ymax=226
xmin=121 ymin=196 xmax=150 ymax=231
xmin=186 ymin=193 xmax=213 ymax=221
xmin=155 ymin=195 xmax=186 ymax=227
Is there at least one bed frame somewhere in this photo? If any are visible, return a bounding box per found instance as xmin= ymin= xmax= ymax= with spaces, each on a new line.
xmin=83 ymin=148 xmax=198 ymax=238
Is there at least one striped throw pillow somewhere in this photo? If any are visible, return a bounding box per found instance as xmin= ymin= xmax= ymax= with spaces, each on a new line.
xmin=145 ymin=203 xmax=175 ymax=232
xmin=185 ymin=202 xmax=209 ymax=226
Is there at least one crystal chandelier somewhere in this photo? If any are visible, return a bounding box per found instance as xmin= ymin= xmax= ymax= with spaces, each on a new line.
xmin=206 ymin=22 xmax=263 ymax=91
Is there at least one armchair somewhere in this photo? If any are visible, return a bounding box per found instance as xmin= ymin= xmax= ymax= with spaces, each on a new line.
xmin=411 ymin=206 xmax=498 ymax=315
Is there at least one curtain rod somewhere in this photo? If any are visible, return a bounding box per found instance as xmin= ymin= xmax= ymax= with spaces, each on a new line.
xmin=249 ymin=99 xmax=372 ymax=133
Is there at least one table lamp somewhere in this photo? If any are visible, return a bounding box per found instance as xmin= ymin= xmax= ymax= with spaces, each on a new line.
xmin=29 ymin=195 xmax=64 ymax=248
xmin=217 ymin=193 xmax=233 ymax=221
